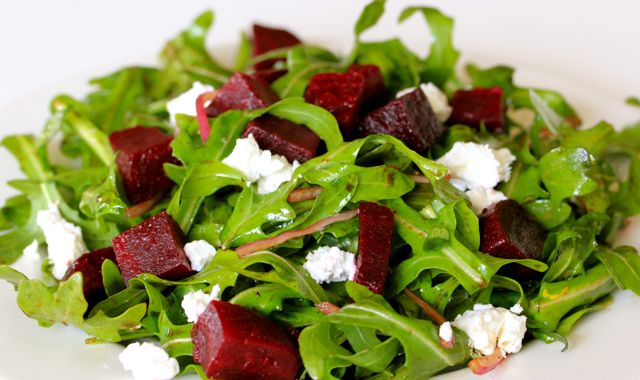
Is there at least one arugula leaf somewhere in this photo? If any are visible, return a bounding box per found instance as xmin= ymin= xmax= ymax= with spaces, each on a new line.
xmin=595 ymin=246 xmax=640 ymax=295
xmin=354 ymin=0 xmax=386 ymax=39
xmin=272 ymin=47 xmax=341 ymax=98
xmin=539 ymin=147 xmax=597 ymax=201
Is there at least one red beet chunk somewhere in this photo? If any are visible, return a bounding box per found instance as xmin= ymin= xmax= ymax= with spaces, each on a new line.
xmin=112 ymin=211 xmax=192 ymax=284
xmin=359 ymin=88 xmax=444 ymax=152
xmin=242 ymin=115 xmax=320 ymax=163
xmin=304 ymin=71 xmax=366 ymax=138
xmin=252 ymin=24 xmax=301 ymax=71
xmin=347 ymin=64 xmax=387 ymax=110
xmin=192 ymin=300 xmax=300 ymax=380
xmin=480 ymin=200 xmax=546 ymax=277
xmin=63 ymin=247 xmax=116 ymax=303
xmin=205 ymin=73 xmax=280 ymax=117
xmin=353 ymin=202 xmax=395 ymax=294
xmin=252 ymin=68 xmax=288 ymax=84
xmin=448 ymin=87 xmax=504 ymax=132
xmin=109 ymin=126 xmax=177 ymax=204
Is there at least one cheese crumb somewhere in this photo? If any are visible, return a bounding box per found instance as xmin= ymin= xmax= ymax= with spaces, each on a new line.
xmin=303 ymin=246 xmax=356 ymax=284
xmin=397 ymin=82 xmax=452 ymax=122
xmin=465 ymin=187 xmax=508 ymax=215
xmin=119 ymin=342 xmax=180 ymax=380
xmin=184 ymin=240 xmax=217 ymax=272
xmin=12 ymin=240 xmax=44 ymax=279
xmin=181 ymin=286 xmax=221 ymax=323
xmin=166 ymin=81 xmax=215 ymax=124
xmin=439 ymin=321 xmax=454 ymax=342
xmin=452 ymin=303 xmax=527 ymax=357
xmin=36 ymin=204 xmax=87 ymax=280
xmin=222 ymin=134 xmax=299 ymax=194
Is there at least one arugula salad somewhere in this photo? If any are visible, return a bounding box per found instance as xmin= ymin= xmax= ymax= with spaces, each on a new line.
xmin=2 ymin=1 xmax=640 ymax=379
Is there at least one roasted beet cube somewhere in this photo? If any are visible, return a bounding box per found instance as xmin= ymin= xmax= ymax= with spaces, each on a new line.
xmin=353 ymin=202 xmax=395 ymax=294
xmin=109 ymin=126 xmax=176 ymax=204
xmin=359 ymin=88 xmax=444 ymax=152
xmin=480 ymin=200 xmax=546 ymax=278
xmin=192 ymin=300 xmax=300 ymax=380
xmin=112 ymin=211 xmax=192 ymax=284
xmin=348 ymin=64 xmax=387 ymax=110
xmin=242 ymin=115 xmax=320 ymax=163
xmin=63 ymin=247 xmax=116 ymax=303
xmin=448 ymin=87 xmax=504 ymax=132
xmin=252 ymin=23 xmax=301 ymax=71
xmin=304 ymin=71 xmax=366 ymax=138
xmin=252 ymin=68 xmax=288 ymax=84
xmin=205 ymin=73 xmax=280 ymax=117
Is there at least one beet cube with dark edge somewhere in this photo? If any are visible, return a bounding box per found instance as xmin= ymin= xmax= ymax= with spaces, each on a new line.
xmin=205 ymin=73 xmax=280 ymax=117
xmin=348 ymin=64 xmax=387 ymax=110
xmin=353 ymin=202 xmax=395 ymax=294
xmin=252 ymin=23 xmax=301 ymax=70
xmin=109 ymin=126 xmax=176 ymax=205
xmin=242 ymin=115 xmax=320 ymax=163
xmin=112 ymin=211 xmax=192 ymax=284
xmin=448 ymin=87 xmax=505 ymax=132
xmin=63 ymin=247 xmax=116 ymax=303
xmin=480 ymin=200 xmax=546 ymax=278
xmin=192 ymin=300 xmax=301 ymax=380
xmin=359 ymin=88 xmax=444 ymax=152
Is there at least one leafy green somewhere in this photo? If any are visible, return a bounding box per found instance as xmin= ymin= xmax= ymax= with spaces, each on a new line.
xmin=595 ymin=246 xmax=640 ymax=295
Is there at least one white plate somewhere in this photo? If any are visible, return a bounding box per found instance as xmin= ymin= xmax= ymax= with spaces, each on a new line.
xmin=1 ymin=1 xmax=639 ymax=379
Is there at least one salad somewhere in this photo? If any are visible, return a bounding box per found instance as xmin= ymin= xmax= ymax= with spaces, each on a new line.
xmin=1 ymin=1 xmax=640 ymax=379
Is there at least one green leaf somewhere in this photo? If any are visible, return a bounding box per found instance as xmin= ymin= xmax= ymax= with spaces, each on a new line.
xmin=595 ymin=246 xmax=640 ymax=295
xmin=0 ymin=265 xmax=29 ymax=288
xmin=502 ymin=164 xmax=548 ymax=203
xmin=272 ymin=46 xmax=341 ymax=98
xmin=354 ymin=0 xmax=386 ymax=38
xmin=79 ymin=165 xmax=127 ymax=217
xmin=64 ymin=111 xmax=115 ymax=166
xmin=556 ymin=295 xmax=612 ymax=336
xmin=523 ymin=199 xmax=572 ymax=229
xmin=539 ymin=147 xmax=597 ymax=201
xmin=231 ymin=283 xmax=302 ymax=315
xmin=102 ymin=259 xmax=125 ymax=297
xmin=466 ymin=64 xmax=515 ymax=94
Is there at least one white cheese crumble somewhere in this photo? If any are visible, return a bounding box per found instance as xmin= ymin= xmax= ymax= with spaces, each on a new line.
xmin=303 ymin=246 xmax=356 ymax=284
xmin=397 ymin=82 xmax=452 ymax=123
xmin=119 ymin=342 xmax=180 ymax=380
xmin=222 ymin=134 xmax=299 ymax=194
xmin=166 ymin=81 xmax=215 ymax=124
xmin=184 ymin=240 xmax=217 ymax=272
xmin=12 ymin=240 xmax=44 ymax=279
xmin=439 ymin=321 xmax=454 ymax=342
xmin=181 ymin=285 xmax=221 ymax=323
xmin=465 ymin=187 xmax=508 ymax=215
xmin=36 ymin=204 xmax=87 ymax=280
xmin=452 ymin=303 xmax=527 ymax=357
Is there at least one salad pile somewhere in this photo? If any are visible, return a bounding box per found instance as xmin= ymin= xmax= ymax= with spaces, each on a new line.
xmin=2 ymin=1 xmax=640 ymax=379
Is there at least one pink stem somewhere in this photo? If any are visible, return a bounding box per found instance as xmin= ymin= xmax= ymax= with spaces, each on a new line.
xmin=236 ymin=209 xmax=359 ymax=257
xmin=316 ymin=301 xmax=341 ymax=315
xmin=126 ymin=193 xmax=163 ymax=218
xmin=468 ymin=349 xmax=505 ymax=375
xmin=195 ymin=91 xmax=217 ymax=143
xmin=287 ymin=186 xmax=324 ymax=203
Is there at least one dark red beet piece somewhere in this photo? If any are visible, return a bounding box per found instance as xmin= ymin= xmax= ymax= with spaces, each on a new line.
xmin=359 ymin=88 xmax=444 ymax=152
xmin=242 ymin=115 xmax=320 ymax=163
xmin=205 ymin=73 xmax=280 ymax=117
xmin=63 ymin=247 xmax=116 ymax=303
xmin=304 ymin=71 xmax=366 ymax=138
xmin=448 ymin=87 xmax=504 ymax=132
xmin=480 ymin=200 xmax=546 ymax=278
xmin=252 ymin=68 xmax=288 ymax=84
xmin=252 ymin=23 xmax=301 ymax=71
xmin=109 ymin=126 xmax=177 ymax=204
xmin=112 ymin=211 xmax=192 ymax=284
xmin=353 ymin=202 xmax=395 ymax=294
xmin=192 ymin=300 xmax=300 ymax=380
xmin=347 ymin=64 xmax=387 ymax=110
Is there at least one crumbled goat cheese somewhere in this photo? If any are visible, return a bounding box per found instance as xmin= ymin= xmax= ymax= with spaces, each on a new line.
xmin=222 ymin=134 xmax=299 ymax=194
xmin=397 ymin=82 xmax=452 ymax=122
xmin=439 ymin=321 xmax=454 ymax=343
xmin=465 ymin=187 xmax=507 ymax=215
xmin=119 ymin=342 xmax=180 ymax=380
xmin=452 ymin=303 xmax=526 ymax=357
xmin=12 ymin=240 xmax=44 ymax=279
xmin=184 ymin=240 xmax=217 ymax=272
xmin=36 ymin=204 xmax=87 ymax=279
xmin=303 ymin=246 xmax=356 ymax=284
xmin=181 ymin=286 xmax=221 ymax=323
xmin=166 ymin=81 xmax=215 ymax=124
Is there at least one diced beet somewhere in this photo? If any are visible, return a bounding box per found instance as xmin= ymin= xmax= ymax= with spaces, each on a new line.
xmin=242 ymin=115 xmax=320 ymax=163
xmin=448 ymin=87 xmax=504 ymax=132
xmin=347 ymin=64 xmax=387 ymax=110
xmin=252 ymin=68 xmax=288 ymax=84
xmin=192 ymin=300 xmax=300 ymax=380
xmin=480 ymin=200 xmax=546 ymax=278
xmin=359 ymin=88 xmax=444 ymax=152
xmin=252 ymin=23 xmax=301 ymax=71
xmin=109 ymin=126 xmax=177 ymax=205
xmin=304 ymin=71 xmax=366 ymax=138
xmin=353 ymin=202 xmax=395 ymax=294
xmin=63 ymin=247 xmax=116 ymax=303
xmin=205 ymin=73 xmax=280 ymax=117
xmin=112 ymin=211 xmax=192 ymax=284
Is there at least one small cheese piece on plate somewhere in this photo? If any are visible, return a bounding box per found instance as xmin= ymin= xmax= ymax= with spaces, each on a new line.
xmin=119 ymin=342 xmax=179 ymax=380
xmin=166 ymin=81 xmax=215 ymax=124
xmin=181 ymin=285 xmax=221 ymax=323
xmin=303 ymin=246 xmax=356 ymax=284
xmin=184 ymin=240 xmax=218 ymax=272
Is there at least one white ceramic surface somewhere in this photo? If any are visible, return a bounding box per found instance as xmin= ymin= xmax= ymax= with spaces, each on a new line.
xmin=1 ymin=1 xmax=639 ymax=379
